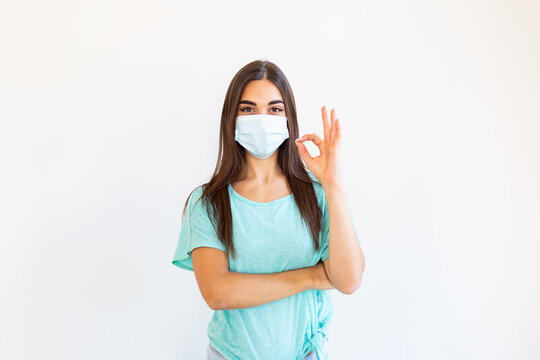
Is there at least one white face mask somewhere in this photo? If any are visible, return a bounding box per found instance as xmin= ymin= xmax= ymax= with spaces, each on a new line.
xmin=234 ymin=114 xmax=289 ymax=159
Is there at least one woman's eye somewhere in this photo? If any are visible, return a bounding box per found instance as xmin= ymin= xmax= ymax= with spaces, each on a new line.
xmin=239 ymin=107 xmax=283 ymax=113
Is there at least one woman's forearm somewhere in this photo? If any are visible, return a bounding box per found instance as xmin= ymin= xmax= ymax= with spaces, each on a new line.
xmin=211 ymin=264 xmax=329 ymax=310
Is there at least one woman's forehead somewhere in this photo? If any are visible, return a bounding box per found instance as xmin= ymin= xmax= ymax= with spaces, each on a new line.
xmin=241 ymin=79 xmax=283 ymax=101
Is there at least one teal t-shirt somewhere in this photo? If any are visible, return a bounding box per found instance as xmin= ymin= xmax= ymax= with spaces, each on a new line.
xmin=172 ymin=171 xmax=361 ymax=359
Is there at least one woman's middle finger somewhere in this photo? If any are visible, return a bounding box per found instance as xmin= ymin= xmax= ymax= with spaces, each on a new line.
xmin=321 ymin=106 xmax=330 ymax=145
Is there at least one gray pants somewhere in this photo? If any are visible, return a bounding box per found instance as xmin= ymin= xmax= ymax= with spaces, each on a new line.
xmin=206 ymin=336 xmax=329 ymax=360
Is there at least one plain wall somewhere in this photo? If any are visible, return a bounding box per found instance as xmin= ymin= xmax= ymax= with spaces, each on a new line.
xmin=1 ymin=0 xmax=539 ymax=359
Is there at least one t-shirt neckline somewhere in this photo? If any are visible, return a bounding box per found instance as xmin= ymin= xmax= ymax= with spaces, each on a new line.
xmin=228 ymin=183 xmax=293 ymax=206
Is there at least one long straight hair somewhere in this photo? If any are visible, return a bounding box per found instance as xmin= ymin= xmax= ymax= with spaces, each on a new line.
xmin=182 ymin=59 xmax=322 ymax=260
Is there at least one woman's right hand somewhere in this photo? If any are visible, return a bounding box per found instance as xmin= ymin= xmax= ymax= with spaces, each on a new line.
xmin=311 ymin=261 xmax=335 ymax=290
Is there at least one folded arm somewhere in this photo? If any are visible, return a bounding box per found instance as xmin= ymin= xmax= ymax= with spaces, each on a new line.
xmin=191 ymin=247 xmax=334 ymax=310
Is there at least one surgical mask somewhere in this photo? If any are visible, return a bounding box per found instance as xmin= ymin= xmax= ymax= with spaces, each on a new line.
xmin=234 ymin=114 xmax=289 ymax=159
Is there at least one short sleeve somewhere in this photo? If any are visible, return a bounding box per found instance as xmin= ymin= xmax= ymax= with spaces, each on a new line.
xmin=171 ymin=185 xmax=227 ymax=271
xmin=320 ymin=197 xmax=330 ymax=261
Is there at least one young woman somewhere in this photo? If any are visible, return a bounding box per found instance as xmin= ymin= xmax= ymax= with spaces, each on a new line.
xmin=172 ymin=59 xmax=365 ymax=360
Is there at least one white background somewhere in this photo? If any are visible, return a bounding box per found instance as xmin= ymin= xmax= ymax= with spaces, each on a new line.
xmin=1 ymin=0 xmax=539 ymax=359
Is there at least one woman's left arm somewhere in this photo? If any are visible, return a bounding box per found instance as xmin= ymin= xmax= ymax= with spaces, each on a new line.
xmin=295 ymin=105 xmax=365 ymax=295
xmin=321 ymin=180 xmax=365 ymax=294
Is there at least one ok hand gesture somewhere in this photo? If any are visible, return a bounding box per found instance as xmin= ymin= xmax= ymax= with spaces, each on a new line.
xmin=295 ymin=105 xmax=343 ymax=187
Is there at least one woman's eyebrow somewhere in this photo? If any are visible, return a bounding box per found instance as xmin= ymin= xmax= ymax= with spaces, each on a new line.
xmin=239 ymin=100 xmax=284 ymax=106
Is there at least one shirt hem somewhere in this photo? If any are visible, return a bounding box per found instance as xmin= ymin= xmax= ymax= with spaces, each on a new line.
xmin=209 ymin=338 xmax=237 ymax=360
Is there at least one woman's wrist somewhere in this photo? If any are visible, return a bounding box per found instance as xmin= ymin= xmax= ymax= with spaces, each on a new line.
xmin=310 ymin=261 xmax=335 ymax=290
xmin=307 ymin=265 xmax=318 ymax=289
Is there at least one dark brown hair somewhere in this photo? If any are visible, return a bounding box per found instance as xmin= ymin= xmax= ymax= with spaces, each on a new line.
xmin=181 ymin=59 xmax=322 ymax=260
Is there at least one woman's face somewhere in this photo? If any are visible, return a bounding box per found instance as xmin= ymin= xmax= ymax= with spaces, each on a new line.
xmin=236 ymin=79 xmax=287 ymax=117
